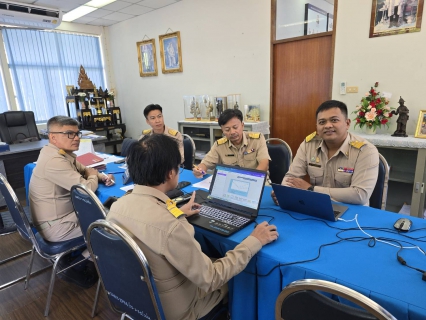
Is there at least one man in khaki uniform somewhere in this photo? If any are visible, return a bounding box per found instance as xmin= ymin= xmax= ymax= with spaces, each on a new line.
xmin=138 ymin=103 xmax=184 ymax=162
xmin=107 ymin=134 xmax=278 ymax=320
xmin=30 ymin=116 xmax=114 ymax=242
xmin=193 ymin=109 xmax=270 ymax=178
xmin=273 ymin=100 xmax=379 ymax=206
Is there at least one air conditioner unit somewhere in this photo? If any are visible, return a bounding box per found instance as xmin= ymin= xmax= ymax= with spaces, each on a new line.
xmin=0 ymin=1 xmax=62 ymax=29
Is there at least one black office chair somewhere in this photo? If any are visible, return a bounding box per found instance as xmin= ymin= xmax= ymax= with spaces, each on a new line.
xmin=120 ymin=137 xmax=137 ymax=157
xmin=87 ymin=219 xmax=166 ymax=320
xmin=70 ymin=184 xmax=108 ymax=318
xmin=275 ymin=279 xmax=396 ymax=320
xmin=182 ymin=133 xmax=196 ymax=170
xmin=266 ymin=138 xmax=293 ymax=184
xmin=0 ymin=111 xmax=40 ymax=144
xmin=369 ymin=153 xmax=389 ymax=210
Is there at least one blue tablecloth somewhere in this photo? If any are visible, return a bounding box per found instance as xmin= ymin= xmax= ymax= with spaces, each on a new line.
xmin=25 ymin=162 xmax=426 ymax=320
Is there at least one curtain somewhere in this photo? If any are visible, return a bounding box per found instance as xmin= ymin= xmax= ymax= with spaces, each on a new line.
xmin=2 ymin=28 xmax=105 ymax=123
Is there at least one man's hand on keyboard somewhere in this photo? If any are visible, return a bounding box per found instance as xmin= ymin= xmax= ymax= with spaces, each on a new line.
xmin=251 ymin=221 xmax=279 ymax=246
xmin=180 ymin=192 xmax=201 ymax=217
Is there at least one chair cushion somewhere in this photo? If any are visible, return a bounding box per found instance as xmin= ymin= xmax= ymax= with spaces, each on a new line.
xmin=34 ymin=233 xmax=85 ymax=255
xmin=4 ymin=112 xmax=27 ymax=127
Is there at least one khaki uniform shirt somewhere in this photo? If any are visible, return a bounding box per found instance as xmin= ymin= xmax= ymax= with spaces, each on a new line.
xmin=107 ymin=185 xmax=262 ymax=320
xmin=138 ymin=125 xmax=184 ymax=162
xmin=29 ymin=143 xmax=103 ymax=226
xmin=283 ymin=132 xmax=379 ymax=205
xmin=201 ymin=132 xmax=270 ymax=170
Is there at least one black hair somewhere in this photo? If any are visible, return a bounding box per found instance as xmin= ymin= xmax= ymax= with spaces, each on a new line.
xmin=143 ymin=104 xmax=163 ymax=119
xmin=316 ymin=100 xmax=348 ymax=119
xmin=127 ymin=134 xmax=180 ymax=186
xmin=47 ymin=116 xmax=79 ymax=131
xmin=218 ymin=109 xmax=243 ymax=126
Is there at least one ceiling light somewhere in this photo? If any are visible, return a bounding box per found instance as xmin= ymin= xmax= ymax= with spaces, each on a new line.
xmin=63 ymin=6 xmax=97 ymax=22
xmin=85 ymin=0 xmax=117 ymax=8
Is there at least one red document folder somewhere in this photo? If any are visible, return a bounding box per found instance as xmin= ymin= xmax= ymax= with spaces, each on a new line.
xmin=76 ymin=153 xmax=104 ymax=166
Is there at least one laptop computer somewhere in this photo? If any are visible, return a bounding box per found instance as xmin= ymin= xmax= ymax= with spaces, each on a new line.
xmin=187 ymin=164 xmax=267 ymax=236
xmin=271 ymin=184 xmax=348 ymax=221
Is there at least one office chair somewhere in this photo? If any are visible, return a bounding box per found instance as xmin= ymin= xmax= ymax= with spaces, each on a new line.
xmin=275 ymin=279 xmax=396 ymax=320
xmin=70 ymin=184 xmax=108 ymax=318
xmin=120 ymin=138 xmax=137 ymax=157
xmin=369 ymin=153 xmax=389 ymax=210
xmin=0 ymin=173 xmax=85 ymax=316
xmin=182 ymin=133 xmax=196 ymax=170
xmin=87 ymin=219 xmax=166 ymax=320
xmin=0 ymin=111 xmax=40 ymax=144
xmin=266 ymin=138 xmax=293 ymax=184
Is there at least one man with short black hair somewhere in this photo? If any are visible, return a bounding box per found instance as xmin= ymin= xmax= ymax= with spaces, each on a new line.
xmin=273 ymin=100 xmax=379 ymax=206
xmin=138 ymin=103 xmax=184 ymax=162
xmin=193 ymin=109 xmax=270 ymax=178
xmin=107 ymin=134 xmax=278 ymax=320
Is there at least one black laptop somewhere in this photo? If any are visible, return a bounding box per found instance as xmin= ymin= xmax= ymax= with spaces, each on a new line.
xmin=187 ymin=164 xmax=267 ymax=236
xmin=271 ymin=184 xmax=348 ymax=221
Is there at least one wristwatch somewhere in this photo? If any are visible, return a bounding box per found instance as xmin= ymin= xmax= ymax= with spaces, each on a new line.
xmin=307 ymin=185 xmax=314 ymax=191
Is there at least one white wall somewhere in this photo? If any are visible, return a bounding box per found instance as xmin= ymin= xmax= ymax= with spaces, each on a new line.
xmin=332 ymin=0 xmax=426 ymax=135
xmin=106 ymin=0 xmax=271 ymax=139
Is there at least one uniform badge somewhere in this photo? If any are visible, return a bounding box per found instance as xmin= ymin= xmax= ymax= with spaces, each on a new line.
xmin=311 ymin=156 xmax=315 ymax=162
xmin=338 ymin=167 xmax=354 ymax=173
xmin=316 ymin=157 xmax=320 ymax=163
xmin=166 ymin=199 xmax=185 ymax=219
xmin=244 ymin=148 xmax=255 ymax=155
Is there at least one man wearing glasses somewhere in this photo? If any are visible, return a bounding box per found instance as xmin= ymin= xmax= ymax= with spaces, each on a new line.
xmin=29 ymin=116 xmax=114 ymax=287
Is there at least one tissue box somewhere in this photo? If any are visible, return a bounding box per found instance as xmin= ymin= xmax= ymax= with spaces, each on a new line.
xmin=0 ymin=143 xmax=10 ymax=153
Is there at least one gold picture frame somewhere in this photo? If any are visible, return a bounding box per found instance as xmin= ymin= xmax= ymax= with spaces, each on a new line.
xmin=65 ymin=85 xmax=74 ymax=96
xmin=136 ymin=39 xmax=158 ymax=77
xmin=159 ymin=31 xmax=183 ymax=74
xmin=415 ymin=110 xmax=426 ymax=138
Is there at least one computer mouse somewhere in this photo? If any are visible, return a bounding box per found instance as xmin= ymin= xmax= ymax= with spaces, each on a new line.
xmin=393 ymin=218 xmax=412 ymax=232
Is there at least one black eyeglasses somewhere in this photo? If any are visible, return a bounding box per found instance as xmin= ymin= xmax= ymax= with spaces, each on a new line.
xmin=179 ymin=164 xmax=185 ymax=174
xmin=49 ymin=131 xmax=83 ymax=139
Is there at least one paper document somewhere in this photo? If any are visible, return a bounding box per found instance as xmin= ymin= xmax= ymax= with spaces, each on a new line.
xmin=192 ymin=176 xmax=213 ymax=190
xmin=74 ymin=139 xmax=95 ymax=156
xmin=120 ymin=184 xmax=134 ymax=192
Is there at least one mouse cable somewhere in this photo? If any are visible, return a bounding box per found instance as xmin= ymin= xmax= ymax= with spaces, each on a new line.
xmin=396 ymin=247 xmax=426 ymax=281
xmin=254 ymin=215 xmax=275 ymax=226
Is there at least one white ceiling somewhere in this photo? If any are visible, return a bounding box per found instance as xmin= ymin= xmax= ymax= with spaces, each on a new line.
xmin=9 ymin=0 xmax=182 ymax=26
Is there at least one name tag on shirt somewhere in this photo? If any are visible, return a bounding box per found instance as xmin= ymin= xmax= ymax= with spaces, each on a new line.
xmin=308 ymin=163 xmax=321 ymax=168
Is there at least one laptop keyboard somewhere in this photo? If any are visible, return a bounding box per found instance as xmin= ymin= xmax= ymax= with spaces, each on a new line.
xmin=199 ymin=205 xmax=250 ymax=227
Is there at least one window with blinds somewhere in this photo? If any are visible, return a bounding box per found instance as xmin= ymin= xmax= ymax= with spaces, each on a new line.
xmin=2 ymin=28 xmax=106 ymax=123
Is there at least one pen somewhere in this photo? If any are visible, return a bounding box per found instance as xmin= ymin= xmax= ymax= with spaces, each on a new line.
xmin=192 ymin=164 xmax=206 ymax=175
xmin=102 ymin=172 xmax=115 ymax=184
xmin=107 ymin=171 xmax=124 ymax=174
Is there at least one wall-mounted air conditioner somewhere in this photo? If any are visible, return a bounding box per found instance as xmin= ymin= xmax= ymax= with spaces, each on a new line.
xmin=0 ymin=1 xmax=62 ymax=29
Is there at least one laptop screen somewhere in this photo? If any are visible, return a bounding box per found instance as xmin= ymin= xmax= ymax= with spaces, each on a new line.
xmin=209 ymin=165 xmax=266 ymax=210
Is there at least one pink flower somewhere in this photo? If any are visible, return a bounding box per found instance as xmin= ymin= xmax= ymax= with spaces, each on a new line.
xmin=356 ymin=105 xmax=361 ymax=110
xmin=385 ymin=105 xmax=391 ymax=111
xmin=371 ymin=107 xmax=377 ymax=113
xmin=365 ymin=111 xmax=376 ymax=121
xmin=365 ymin=92 xmax=370 ymax=97
xmin=386 ymin=112 xmax=392 ymax=117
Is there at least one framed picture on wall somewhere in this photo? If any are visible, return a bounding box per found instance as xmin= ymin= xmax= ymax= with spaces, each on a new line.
xmin=136 ymin=39 xmax=158 ymax=77
xmin=370 ymin=0 xmax=424 ymax=38
xmin=159 ymin=31 xmax=183 ymax=74
xmin=304 ymin=3 xmax=328 ymax=36
xmin=415 ymin=110 xmax=426 ymax=138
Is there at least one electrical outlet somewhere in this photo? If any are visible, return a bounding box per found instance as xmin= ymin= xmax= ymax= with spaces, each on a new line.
xmin=346 ymin=86 xmax=358 ymax=93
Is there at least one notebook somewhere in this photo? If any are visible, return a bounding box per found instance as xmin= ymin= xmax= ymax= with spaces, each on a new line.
xmin=187 ymin=164 xmax=267 ymax=236
xmin=76 ymin=152 xmax=104 ymax=166
xmin=271 ymin=184 xmax=348 ymax=221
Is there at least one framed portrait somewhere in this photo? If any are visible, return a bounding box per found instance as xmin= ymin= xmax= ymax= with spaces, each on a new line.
xmin=304 ymin=4 xmax=328 ymax=35
xmin=370 ymin=0 xmax=424 ymax=38
xmin=136 ymin=39 xmax=158 ymax=77
xmin=159 ymin=31 xmax=183 ymax=74
xmin=65 ymin=85 xmax=74 ymax=96
xmin=415 ymin=110 xmax=426 ymax=138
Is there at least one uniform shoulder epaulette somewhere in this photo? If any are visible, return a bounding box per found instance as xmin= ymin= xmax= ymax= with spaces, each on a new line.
xmin=58 ymin=149 xmax=66 ymax=156
xmin=142 ymin=129 xmax=152 ymax=135
xmin=350 ymin=140 xmax=366 ymax=149
xmin=217 ymin=137 xmax=228 ymax=145
xmin=248 ymin=132 xmax=261 ymax=139
xmin=166 ymin=199 xmax=185 ymax=219
xmin=305 ymin=132 xmax=317 ymax=142
xmin=168 ymin=128 xmax=178 ymax=136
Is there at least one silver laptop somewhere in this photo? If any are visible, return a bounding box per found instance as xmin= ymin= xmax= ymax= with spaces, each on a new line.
xmin=271 ymin=184 xmax=348 ymax=221
xmin=188 ymin=164 xmax=267 ymax=236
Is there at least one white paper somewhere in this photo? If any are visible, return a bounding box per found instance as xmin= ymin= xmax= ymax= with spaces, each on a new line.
xmin=94 ymin=153 xmax=124 ymax=164
xmin=399 ymin=203 xmax=426 ymax=218
xmin=120 ymin=184 xmax=134 ymax=192
xmin=86 ymin=160 xmax=106 ymax=168
xmin=74 ymin=139 xmax=95 ymax=156
xmin=192 ymin=176 xmax=213 ymax=190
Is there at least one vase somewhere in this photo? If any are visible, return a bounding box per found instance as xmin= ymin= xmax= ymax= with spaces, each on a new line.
xmin=364 ymin=126 xmax=376 ymax=135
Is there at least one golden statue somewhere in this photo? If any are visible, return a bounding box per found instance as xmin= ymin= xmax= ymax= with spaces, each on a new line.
xmin=77 ymin=65 xmax=95 ymax=89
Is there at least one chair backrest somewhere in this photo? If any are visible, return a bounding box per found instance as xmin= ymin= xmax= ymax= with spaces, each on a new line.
xmin=0 ymin=111 xmax=40 ymax=144
xmin=121 ymin=138 xmax=137 ymax=157
xmin=275 ymin=279 xmax=396 ymax=320
xmin=182 ymin=134 xmax=196 ymax=170
xmin=70 ymin=184 xmax=107 ymax=243
xmin=369 ymin=153 xmax=389 ymax=210
xmin=266 ymin=138 xmax=293 ymax=184
xmin=87 ymin=220 xmax=166 ymax=320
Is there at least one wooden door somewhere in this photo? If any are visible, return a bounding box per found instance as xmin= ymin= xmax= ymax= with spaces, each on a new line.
xmin=271 ymin=34 xmax=333 ymax=155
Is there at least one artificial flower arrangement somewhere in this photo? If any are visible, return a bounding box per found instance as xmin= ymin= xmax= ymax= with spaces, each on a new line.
xmin=108 ymin=90 xmax=115 ymax=100
xmin=77 ymin=92 xmax=86 ymax=101
xmin=352 ymin=82 xmax=394 ymax=131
